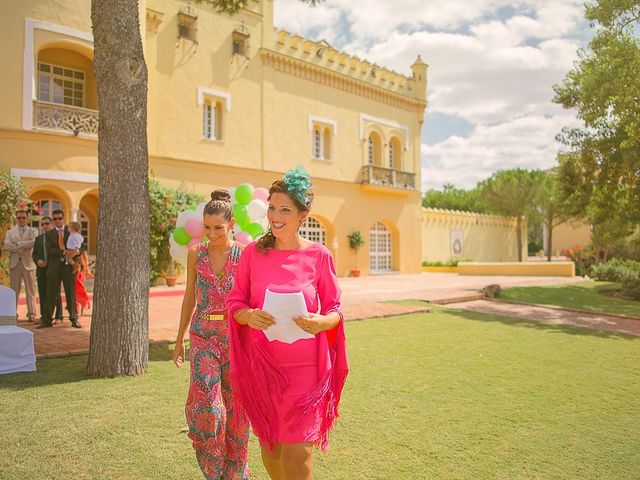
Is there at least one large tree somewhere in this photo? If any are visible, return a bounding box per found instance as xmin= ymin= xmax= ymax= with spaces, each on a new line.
xmin=479 ymin=169 xmax=545 ymax=262
xmin=422 ymin=183 xmax=488 ymax=213
xmin=553 ymin=0 xmax=640 ymax=255
xmin=88 ymin=0 xmax=321 ymax=376
xmin=531 ymin=172 xmax=572 ymax=262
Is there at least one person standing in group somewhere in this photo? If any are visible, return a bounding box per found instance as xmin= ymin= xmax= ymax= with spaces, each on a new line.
xmin=173 ymin=190 xmax=250 ymax=480
xmin=37 ymin=209 xmax=81 ymax=329
xmin=31 ymin=216 xmax=63 ymax=323
xmin=75 ymin=249 xmax=94 ymax=316
xmin=228 ymin=167 xmax=348 ymax=480
xmin=3 ymin=209 xmax=38 ymax=321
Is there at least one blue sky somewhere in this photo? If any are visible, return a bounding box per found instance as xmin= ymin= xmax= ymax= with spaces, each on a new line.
xmin=274 ymin=0 xmax=595 ymax=192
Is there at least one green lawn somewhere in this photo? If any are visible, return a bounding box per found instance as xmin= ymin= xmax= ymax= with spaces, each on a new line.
xmin=1 ymin=310 xmax=639 ymax=479
xmin=499 ymin=280 xmax=640 ymax=318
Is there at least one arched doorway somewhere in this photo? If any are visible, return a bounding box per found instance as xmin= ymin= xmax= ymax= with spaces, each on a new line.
xmin=369 ymin=221 xmax=392 ymax=272
xmin=299 ymin=216 xmax=327 ymax=245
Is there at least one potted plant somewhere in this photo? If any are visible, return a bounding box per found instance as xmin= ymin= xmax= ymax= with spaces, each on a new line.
xmin=347 ymin=231 xmax=365 ymax=277
xmin=164 ymin=260 xmax=181 ymax=287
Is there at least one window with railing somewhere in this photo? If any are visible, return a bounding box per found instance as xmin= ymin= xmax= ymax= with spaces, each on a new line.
xmin=37 ymin=62 xmax=85 ymax=107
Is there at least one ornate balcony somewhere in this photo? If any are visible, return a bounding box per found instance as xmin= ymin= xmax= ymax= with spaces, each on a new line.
xmin=359 ymin=165 xmax=416 ymax=190
xmin=33 ymin=100 xmax=98 ymax=137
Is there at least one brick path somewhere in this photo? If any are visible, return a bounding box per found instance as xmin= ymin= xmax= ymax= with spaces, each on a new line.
xmin=445 ymin=299 xmax=640 ymax=337
xmin=14 ymin=273 xmax=587 ymax=358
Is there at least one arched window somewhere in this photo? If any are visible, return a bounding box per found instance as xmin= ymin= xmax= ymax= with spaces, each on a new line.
xmin=367 ymin=132 xmax=382 ymax=166
xmin=79 ymin=210 xmax=90 ymax=250
xmin=369 ymin=221 xmax=392 ymax=272
xmin=299 ymin=217 xmax=326 ymax=245
xmin=388 ymin=136 xmax=402 ymax=170
xmin=389 ymin=142 xmax=395 ymax=169
xmin=203 ymin=100 xmax=223 ymax=140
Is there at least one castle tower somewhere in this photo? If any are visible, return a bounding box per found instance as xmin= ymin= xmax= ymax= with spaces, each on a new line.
xmin=411 ymin=55 xmax=428 ymax=102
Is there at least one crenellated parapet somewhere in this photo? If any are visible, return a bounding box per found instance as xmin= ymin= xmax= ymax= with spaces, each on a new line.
xmin=261 ymin=29 xmax=427 ymax=111
xmin=422 ymin=207 xmax=521 ymax=228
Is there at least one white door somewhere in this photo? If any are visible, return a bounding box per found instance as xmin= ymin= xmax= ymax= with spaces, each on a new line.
xmin=369 ymin=221 xmax=392 ymax=272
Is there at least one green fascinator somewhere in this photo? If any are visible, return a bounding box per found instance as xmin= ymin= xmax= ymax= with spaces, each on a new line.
xmin=282 ymin=166 xmax=313 ymax=207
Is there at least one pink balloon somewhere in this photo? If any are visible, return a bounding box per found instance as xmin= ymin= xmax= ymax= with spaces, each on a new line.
xmin=235 ymin=231 xmax=252 ymax=245
xmin=253 ymin=187 xmax=269 ymax=203
xmin=188 ymin=238 xmax=201 ymax=249
xmin=185 ymin=218 xmax=204 ymax=238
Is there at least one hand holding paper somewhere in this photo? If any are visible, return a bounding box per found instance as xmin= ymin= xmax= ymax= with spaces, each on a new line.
xmin=261 ymin=289 xmax=314 ymax=343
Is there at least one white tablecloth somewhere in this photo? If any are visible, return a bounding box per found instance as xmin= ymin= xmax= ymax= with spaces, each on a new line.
xmin=0 ymin=326 xmax=36 ymax=374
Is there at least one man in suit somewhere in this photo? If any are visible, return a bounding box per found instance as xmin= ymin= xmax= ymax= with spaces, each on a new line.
xmin=37 ymin=209 xmax=82 ymax=329
xmin=3 ymin=209 xmax=39 ymax=321
xmin=31 ymin=216 xmax=63 ymax=323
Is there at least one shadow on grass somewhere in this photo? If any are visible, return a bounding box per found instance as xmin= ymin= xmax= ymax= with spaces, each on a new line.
xmin=437 ymin=305 xmax=639 ymax=341
xmin=0 ymin=342 xmax=190 ymax=391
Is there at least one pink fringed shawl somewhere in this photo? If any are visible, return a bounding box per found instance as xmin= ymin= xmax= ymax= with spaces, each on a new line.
xmin=229 ymin=316 xmax=348 ymax=451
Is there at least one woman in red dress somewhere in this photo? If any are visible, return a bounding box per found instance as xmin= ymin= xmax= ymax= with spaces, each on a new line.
xmin=75 ymin=250 xmax=93 ymax=316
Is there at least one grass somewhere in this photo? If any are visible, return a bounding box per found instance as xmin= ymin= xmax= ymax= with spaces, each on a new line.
xmin=499 ymin=280 xmax=640 ymax=318
xmin=1 ymin=310 xmax=640 ymax=479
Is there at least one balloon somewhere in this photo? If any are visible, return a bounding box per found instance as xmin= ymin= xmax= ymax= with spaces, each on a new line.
xmin=169 ymin=242 xmax=188 ymax=265
xmin=234 ymin=183 xmax=254 ymax=206
xmin=188 ymin=204 xmax=197 ymax=211
xmin=232 ymin=203 xmax=251 ymax=226
xmin=253 ymin=187 xmax=269 ymax=203
xmin=195 ymin=201 xmax=207 ymax=218
xmin=247 ymin=199 xmax=267 ymax=220
xmin=172 ymin=226 xmax=190 ymax=245
xmin=244 ymin=222 xmax=264 ymax=239
xmin=228 ymin=187 xmax=236 ymax=204
xmin=235 ymin=231 xmax=252 ymax=245
xmin=176 ymin=210 xmax=199 ymax=228
xmin=185 ymin=218 xmax=205 ymax=238
xmin=188 ymin=238 xmax=201 ymax=249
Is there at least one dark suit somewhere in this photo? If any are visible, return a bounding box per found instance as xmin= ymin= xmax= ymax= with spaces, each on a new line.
xmin=43 ymin=226 xmax=83 ymax=325
xmin=32 ymin=233 xmax=63 ymax=320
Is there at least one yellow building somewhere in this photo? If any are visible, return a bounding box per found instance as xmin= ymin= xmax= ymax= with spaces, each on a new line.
xmin=0 ymin=0 xmax=427 ymax=276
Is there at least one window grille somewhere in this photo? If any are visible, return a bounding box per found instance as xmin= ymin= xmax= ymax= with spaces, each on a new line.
xmin=299 ymin=217 xmax=326 ymax=245
xmin=37 ymin=62 xmax=85 ymax=107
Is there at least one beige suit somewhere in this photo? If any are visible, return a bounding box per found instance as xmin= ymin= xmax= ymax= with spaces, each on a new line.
xmin=4 ymin=225 xmax=38 ymax=318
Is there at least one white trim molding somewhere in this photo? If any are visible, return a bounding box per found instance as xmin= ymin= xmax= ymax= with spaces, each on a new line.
xmin=308 ymin=115 xmax=337 ymax=135
xmin=359 ymin=113 xmax=410 ymax=150
xmin=23 ymin=18 xmax=94 ymax=131
xmin=11 ymin=168 xmax=98 ymax=184
xmin=196 ymin=87 xmax=232 ymax=112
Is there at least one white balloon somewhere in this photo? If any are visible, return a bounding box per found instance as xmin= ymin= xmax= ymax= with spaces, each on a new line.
xmin=233 ymin=224 xmax=242 ymax=234
xmin=228 ymin=187 xmax=236 ymax=204
xmin=260 ymin=217 xmax=270 ymax=230
xmin=195 ymin=201 xmax=207 ymax=218
xmin=247 ymin=199 xmax=267 ymax=220
xmin=176 ymin=210 xmax=199 ymax=228
xmin=169 ymin=242 xmax=188 ymax=265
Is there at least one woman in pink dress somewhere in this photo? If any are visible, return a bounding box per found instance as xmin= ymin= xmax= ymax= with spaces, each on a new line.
xmin=173 ymin=190 xmax=250 ymax=480
xmin=228 ymin=167 xmax=348 ymax=480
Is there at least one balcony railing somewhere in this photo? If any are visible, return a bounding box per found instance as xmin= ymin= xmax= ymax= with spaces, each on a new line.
xmin=359 ymin=165 xmax=416 ymax=190
xmin=33 ymin=100 xmax=98 ymax=137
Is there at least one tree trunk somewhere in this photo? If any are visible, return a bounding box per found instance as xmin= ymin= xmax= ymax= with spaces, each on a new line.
xmin=88 ymin=0 xmax=150 ymax=376
xmin=546 ymin=217 xmax=553 ymax=262
xmin=516 ymin=215 xmax=523 ymax=262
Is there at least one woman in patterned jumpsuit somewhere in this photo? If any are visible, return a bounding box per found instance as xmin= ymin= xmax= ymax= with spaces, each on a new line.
xmin=173 ymin=189 xmax=250 ymax=480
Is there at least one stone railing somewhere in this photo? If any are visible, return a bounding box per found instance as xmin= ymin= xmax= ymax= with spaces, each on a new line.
xmin=359 ymin=165 xmax=416 ymax=190
xmin=33 ymin=100 xmax=98 ymax=136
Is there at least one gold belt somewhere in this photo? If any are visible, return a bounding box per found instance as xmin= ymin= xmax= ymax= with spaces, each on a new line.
xmin=204 ymin=313 xmax=225 ymax=321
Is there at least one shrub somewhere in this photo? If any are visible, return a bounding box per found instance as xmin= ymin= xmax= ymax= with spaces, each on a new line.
xmin=591 ymin=259 xmax=640 ymax=300
xmin=0 ymin=172 xmax=31 ymax=286
xmin=422 ymin=258 xmax=471 ymax=267
xmin=561 ymin=244 xmax=595 ymax=277
xmin=149 ymin=178 xmax=203 ymax=283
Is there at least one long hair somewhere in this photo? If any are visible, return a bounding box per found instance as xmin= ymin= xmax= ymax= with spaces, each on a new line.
xmin=256 ymin=180 xmax=312 ymax=253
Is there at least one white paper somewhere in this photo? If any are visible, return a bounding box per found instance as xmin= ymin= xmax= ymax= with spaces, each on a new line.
xmin=262 ymin=289 xmax=314 ymax=344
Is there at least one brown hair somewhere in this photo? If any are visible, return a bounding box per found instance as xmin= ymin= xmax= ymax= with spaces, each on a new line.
xmin=204 ymin=189 xmax=232 ymax=221
xmin=256 ymin=180 xmax=312 ymax=253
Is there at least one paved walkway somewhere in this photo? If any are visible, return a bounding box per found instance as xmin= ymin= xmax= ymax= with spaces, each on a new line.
xmin=445 ymin=299 xmax=640 ymax=337
xmin=15 ymin=272 xmax=586 ymax=358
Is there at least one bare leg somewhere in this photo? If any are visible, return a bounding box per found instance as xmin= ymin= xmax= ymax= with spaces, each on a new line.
xmin=260 ymin=443 xmax=284 ymax=480
xmin=281 ymin=443 xmax=313 ymax=480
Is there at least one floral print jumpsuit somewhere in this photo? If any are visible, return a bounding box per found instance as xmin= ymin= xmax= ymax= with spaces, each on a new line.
xmin=186 ymin=241 xmax=250 ymax=480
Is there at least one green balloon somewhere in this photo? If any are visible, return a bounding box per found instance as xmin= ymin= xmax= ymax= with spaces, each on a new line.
xmin=232 ymin=203 xmax=250 ymax=226
xmin=234 ymin=183 xmax=254 ymax=206
xmin=188 ymin=204 xmax=197 ymax=211
xmin=245 ymin=222 xmax=264 ymax=239
xmin=172 ymin=226 xmax=190 ymax=245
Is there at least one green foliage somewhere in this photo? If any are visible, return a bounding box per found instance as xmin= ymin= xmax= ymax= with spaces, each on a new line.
xmin=478 ymin=169 xmax=545 ymax=218
xmin=194 ymin=0 xmax=323 ymax=14
xmin=553 ymin=1 xmax=640 ymax=258
xmin=148 ymin=178 xmax=203 ymax=282
xmin=591 ymin=258 xmax=640 ymax=299
xmin=422 ymin=257 xmax=471 ymax=267
xmin=422 ymin=183 xmax=488 ymax=213
xmin=347 ymin=230 xmax=365 ymax=251
xmin=561 ymin=244 xmax=596 ymax=277
xmin=0 ymin=172 xmax=31 ymax=286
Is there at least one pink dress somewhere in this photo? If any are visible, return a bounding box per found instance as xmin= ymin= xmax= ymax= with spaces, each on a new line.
xmin=186 ymin=242 xmax=250 ymax=479
xmin=227 ymin=242 xmax=348 ymax=450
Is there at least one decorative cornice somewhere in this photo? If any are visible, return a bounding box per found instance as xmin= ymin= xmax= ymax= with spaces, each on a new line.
xmin=260 ymin=49 xmax=426 ymax=114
